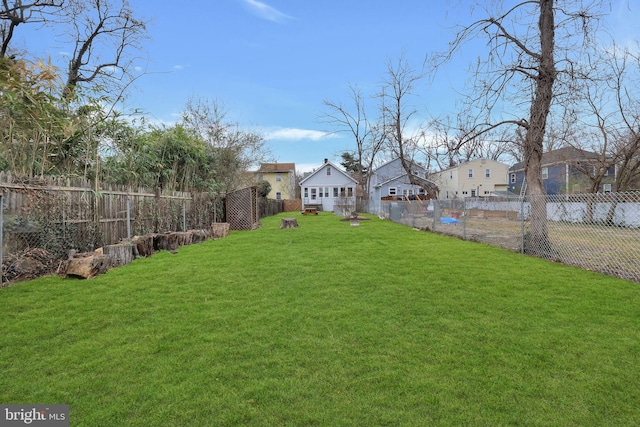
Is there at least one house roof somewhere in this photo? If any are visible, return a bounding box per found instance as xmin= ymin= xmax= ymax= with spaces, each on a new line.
xmin=374 ymin=173 xmax=437 ymax=189
xmin=258 ymin=163 xmax=296 ymax=173
xmin=509 ymin=146 xmax=602 ymax=172
xmin=299 ymin=160 xmax=357 ymax=185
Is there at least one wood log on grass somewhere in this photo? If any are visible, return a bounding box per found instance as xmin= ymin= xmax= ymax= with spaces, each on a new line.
xmin=66 ymin=253 xmax=111 ymax=279
xmin=103 ymin=243 xmax=135 ymax=267
xmin=131 ymin=234 xmax=155 ymax=257
xmin=154 ymin=233 xmax=179 ymax=252
xmin=211 ymin=223 xmax=230 ymax=239
xmin=189 ymin=229 xmax=209 ymax=244
xmin=280 ymin=218 xmax=299 ymax=229
xmin=175 ymin=232 xmax=192 ymax=247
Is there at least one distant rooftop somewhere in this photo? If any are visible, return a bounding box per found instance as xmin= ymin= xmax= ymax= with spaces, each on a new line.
xmin=258 ymin=163 xmax=296 ymax=172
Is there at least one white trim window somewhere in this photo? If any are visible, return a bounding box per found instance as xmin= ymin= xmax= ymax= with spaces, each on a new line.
xmin=485 ymin=168 xmax=491 ymax=178
xmin=468 ymin=168 xmax=474 ymax=178
xmin=276 ymin=173 xmax=282 ymax=182
xmin=542 ymin=167 xmax=549 ymax=180
xmin=510 ymin=173 xmax=516 ymax=184
xmin=276 ymin=192 xmax=282 ymax=200
xmin=388 ymin=187 xmax=397 ymax=196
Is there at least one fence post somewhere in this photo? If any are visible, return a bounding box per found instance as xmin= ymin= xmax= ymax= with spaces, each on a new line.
xmin=520 ymin=194 xmax=525 ymax=254
xmin=0 ymin=192 xmax=3 ymax=284
xmin=126 ymin=197 xmax=131 ymax=240
xmin=463 ymin=199 xmax=467 ymax=240
xmin=183 ymin=201 xmax=187 ymax=232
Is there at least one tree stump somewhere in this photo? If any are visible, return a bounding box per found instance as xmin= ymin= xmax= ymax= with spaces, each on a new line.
xmin=66 ymin=253 xmax=111 ymax=279
xmin=104 ymin=243 xmax=135 ymax=267
xmin=211 ymin=223 xmax=230 ymax=239
xmin=153 ymin=233 xmax=179 ymax=252
xmin=280 ymin=218 xmax=299 ymax=229
xmin=189 ymin=229 xmax=209 ymax=244
xmin=131 ymin=234 xmax=154 ymax=257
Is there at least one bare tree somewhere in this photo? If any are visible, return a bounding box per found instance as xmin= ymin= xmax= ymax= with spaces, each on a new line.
xmin=425 ymin=115 xmax=513 ymax=170
xmin=0 ymin=0 xmax=62 ymax=57
xmin=61 ymin=0 xmax=148 ymax=100
xmin=182 ymin=96 xmax=270 ymax=195
xmin=379 ymin=53 xmax=438 ymax=198
xmin=439 ymin=0 xmax=608 ymax=256
xmin=321 ymin=83 xmax=385 ymax=204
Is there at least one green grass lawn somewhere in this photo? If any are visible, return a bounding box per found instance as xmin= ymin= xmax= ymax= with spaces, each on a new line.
xmin=1 ymin=212 xmax=639 ymax=426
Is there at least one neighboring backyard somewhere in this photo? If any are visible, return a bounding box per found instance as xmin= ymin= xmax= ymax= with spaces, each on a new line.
xmin=1 ymin=212 xmax=639 ymax=426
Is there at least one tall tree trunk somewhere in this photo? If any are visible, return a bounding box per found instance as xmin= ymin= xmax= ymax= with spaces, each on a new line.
xmin=524 ymin=0 xmax=556 ymax=257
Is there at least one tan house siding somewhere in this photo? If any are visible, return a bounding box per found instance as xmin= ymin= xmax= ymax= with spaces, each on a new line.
xmin=434 ymin=159 xmax=510 ymax=199
xmin=256 ymin=163 xmax=297 ymax=200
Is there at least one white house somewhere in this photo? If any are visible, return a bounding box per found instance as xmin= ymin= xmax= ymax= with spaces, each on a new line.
xmin=300 ymin=159 xmax=358 ymax=214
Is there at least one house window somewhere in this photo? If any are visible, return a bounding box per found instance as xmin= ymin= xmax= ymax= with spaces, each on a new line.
xmin=403 ymin=189 xmax=414 ymax=197
xmin=304 ymin=187 xmax=308 ymax=198
xmin=276 ymin=192 xmax=282 ymax=200
xmin=468 ymin=168 xmax=474 ymax=178
xmin=347 ymin=187 xmax=354 ymax=197
xmin=333 ymin=187 xmax=339 ymax=197
xmin=324 ymin=187 xmax=329 ymax=197
xmin=603 ymin=184 xmax=612 ymax=194
xmin=389 ymin=187 xmax=397 ymax=196
xmin=418 ymin=188 xmax=426 ymax=195
xmin=542 ymin=167 xmax=549 ymax=180
xmin=510 ymin=173 xmax=516 ymax=184
xmin=326 ymin=167 xmax=331 ymax=176
xmin=340 ymin=187 xmax=346 ymax=196
xmin=310 ymin=188 xmax=317 ymax=200
xmin=485 ymin=169 xmax=491 ymax=178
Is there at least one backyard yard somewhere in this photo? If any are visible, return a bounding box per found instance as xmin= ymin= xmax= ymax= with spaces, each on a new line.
xmin=1 ymin=212 xmax=639 ymax=426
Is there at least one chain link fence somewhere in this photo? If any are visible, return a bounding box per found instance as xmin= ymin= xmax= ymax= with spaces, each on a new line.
xmin=369 ymin=191 xmax=640 ymax=283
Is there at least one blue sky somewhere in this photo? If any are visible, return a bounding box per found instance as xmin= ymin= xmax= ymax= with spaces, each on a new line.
xmin=20 ymin=0 xmax=640 ymax=173
xmin=133 ymin=0 xmax=457 ymax=173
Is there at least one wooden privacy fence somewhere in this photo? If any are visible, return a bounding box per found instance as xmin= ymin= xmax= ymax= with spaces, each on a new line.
xmin=0 ymin=172 xmax=221 ymax=262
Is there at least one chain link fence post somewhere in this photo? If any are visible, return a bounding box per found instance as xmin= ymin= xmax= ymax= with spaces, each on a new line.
xmin=1 ymin=192 xmax=3 ymax=284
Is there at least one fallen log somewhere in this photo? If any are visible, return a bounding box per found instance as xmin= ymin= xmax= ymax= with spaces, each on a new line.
xmin=66 ymin=253 xmax=111 ymax=279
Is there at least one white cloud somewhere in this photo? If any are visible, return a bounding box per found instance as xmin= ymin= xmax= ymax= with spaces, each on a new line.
xmin=263 ymin=127 xmax=331 ymax=141
xmin=242 ymin=0 xmax=293 ymax=23
xmin=173 ymin=65 xmax=185 ymax=71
